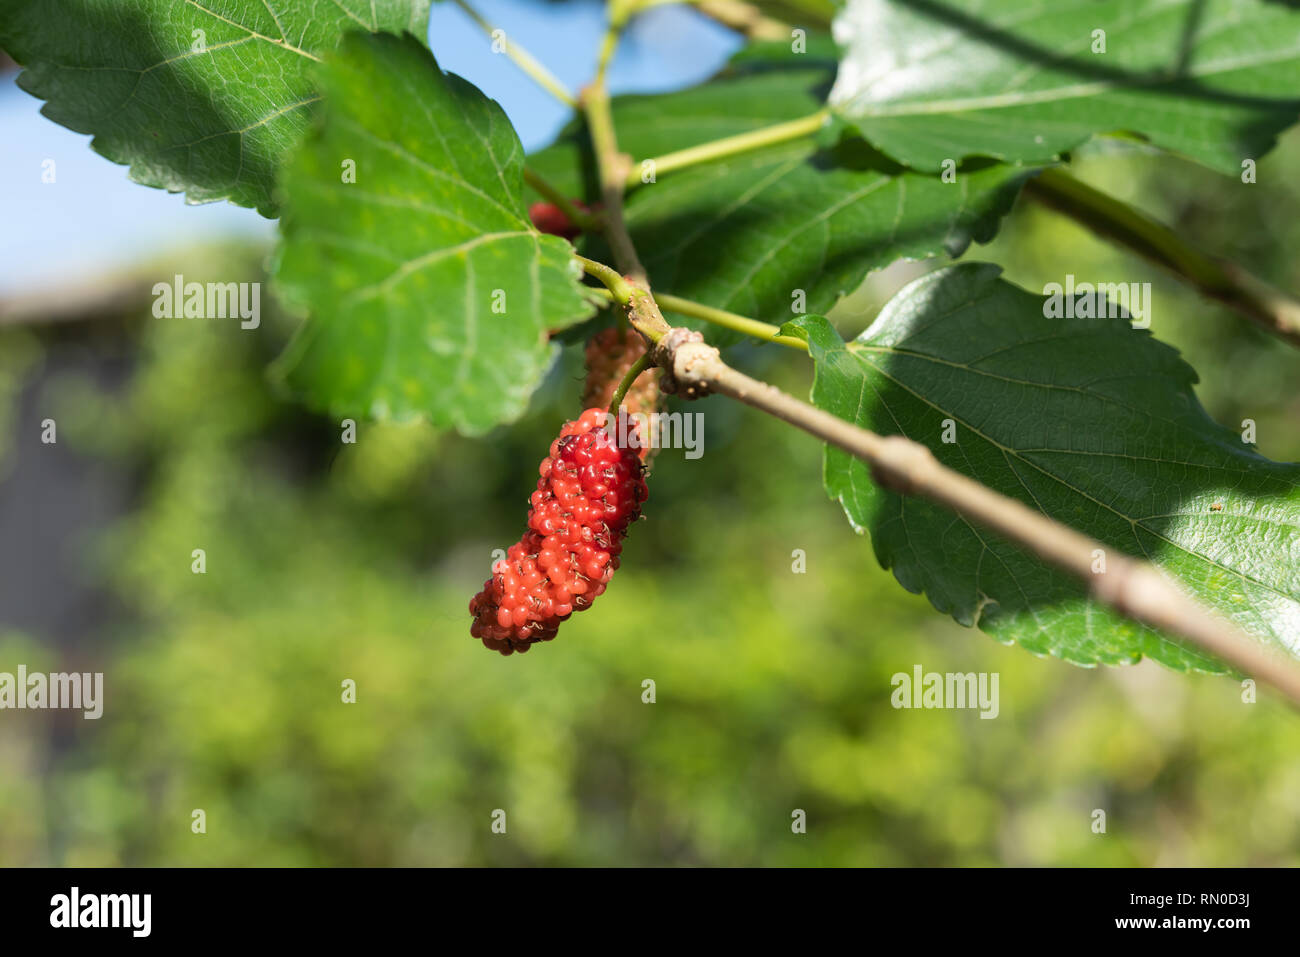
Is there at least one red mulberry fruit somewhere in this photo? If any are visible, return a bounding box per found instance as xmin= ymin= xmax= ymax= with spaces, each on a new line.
xmin=469 ymin=407 xmax=648 ymax=655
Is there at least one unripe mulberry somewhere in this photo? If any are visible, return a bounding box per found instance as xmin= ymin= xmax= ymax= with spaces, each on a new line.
xmin=469 ymin=407 xmax=648 ymax=655
xmin=582 ymin=327 xmax=661 ymax=461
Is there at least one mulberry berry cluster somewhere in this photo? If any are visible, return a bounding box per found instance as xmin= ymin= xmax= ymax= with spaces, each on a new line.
xmin=582 ymin=327 xmax=660 ymax=461
xmin=469 ymin=408 xmax=648 ymax=655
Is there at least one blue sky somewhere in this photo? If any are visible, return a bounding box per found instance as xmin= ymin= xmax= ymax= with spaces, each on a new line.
xmin=0 ymin=0 xmax=739 ymax=296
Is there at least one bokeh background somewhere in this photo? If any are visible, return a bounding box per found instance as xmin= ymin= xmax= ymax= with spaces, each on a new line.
xmin=1 ymin=0 xmax=1299 ymax=866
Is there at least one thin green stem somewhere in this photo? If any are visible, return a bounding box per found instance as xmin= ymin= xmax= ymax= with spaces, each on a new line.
xmin=451 ymin=0 xmax=578 ymax=109
xmin=1026 ymin=167 xmax=1300 ymax=349
xmin=653 ymin=292 xmax=808 ymax=351
xmin=577 ymin=255 xmax=633 ymax=300
xmin=522 ymin=168 xmax=603 ymax=232
xmin=626 ymin=109 xmax=830 ymax=188
xmin=608 ymin=353 xmax=652 ymax=416
xmin=576 ymin=275 xmax=665 ymax=345
xmin=583 ymin=279 xmax=809 ymax=352
xmin=583 ymin=83 xmax=646 ymax=283
xmin=579 ymin=16 xmax=669 ymax=346
xmin=594 ymin=23 xmax=621 ymax=89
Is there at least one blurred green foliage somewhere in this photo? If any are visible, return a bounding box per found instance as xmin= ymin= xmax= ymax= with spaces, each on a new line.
xmin=2 ymin=130 xmax=1299 ymax=867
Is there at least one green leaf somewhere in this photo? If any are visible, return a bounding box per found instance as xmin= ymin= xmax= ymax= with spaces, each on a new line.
xmin=626 ymin=142 xmax=1031 ymax=346
xmin=0 ymin=0 xmax=431 ymax=215
xmin=530 ymin=62 xmax=1031 ymax=345
xmin=727 ymin=33 xmax=840 ymax=68
xmin=831 ymin=0 xmax=1300 ymax=175
xmin=272 ymin=32 xmax=596 ymax=433
xmin=788 ymin=263 xmax=1300 ymax=671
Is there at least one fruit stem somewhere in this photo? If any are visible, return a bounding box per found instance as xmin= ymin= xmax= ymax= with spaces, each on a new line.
xmin=608 ymin=353 xmax=652 ymax=417
xmin=523 ymin=168 xmax=604 ymax=233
